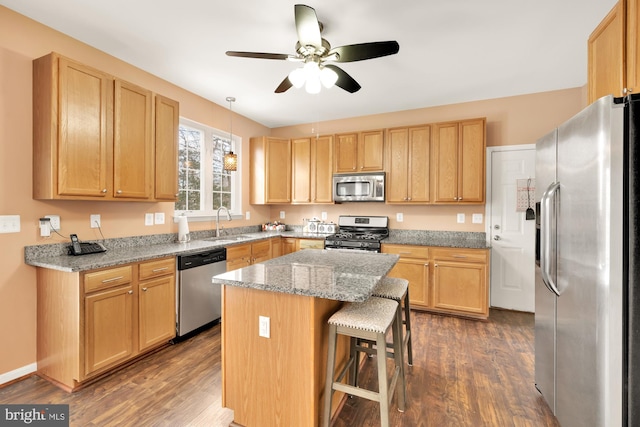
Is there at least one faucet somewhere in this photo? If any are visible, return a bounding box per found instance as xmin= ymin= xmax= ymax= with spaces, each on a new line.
xmin=216 ymin=206 xmax=232 ymax=237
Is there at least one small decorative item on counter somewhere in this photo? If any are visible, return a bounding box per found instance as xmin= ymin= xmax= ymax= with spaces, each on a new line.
xmin=262 ymin=221 xmax=286 ymax=231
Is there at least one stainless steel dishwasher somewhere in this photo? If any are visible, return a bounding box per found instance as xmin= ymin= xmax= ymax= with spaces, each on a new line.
xmin=176 ymin=248 xmax=226 ymax=338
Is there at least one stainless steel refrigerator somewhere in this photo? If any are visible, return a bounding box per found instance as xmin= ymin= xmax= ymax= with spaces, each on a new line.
xmin=535 ymin=94 xmax=640 ymax=426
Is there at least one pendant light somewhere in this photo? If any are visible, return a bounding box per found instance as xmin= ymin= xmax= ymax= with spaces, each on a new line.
xmin=223 ymin=96 xmax=237 ymax=171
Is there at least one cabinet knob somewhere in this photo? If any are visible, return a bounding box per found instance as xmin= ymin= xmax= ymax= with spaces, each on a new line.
xmin=128 ymin=290 xmax=133 ymax=294
xmin=117 ymin=190 xmax=123 ymax=194
xmin=435 ymin=263 xmax=439 ymax=267
xmin=454 ymin=197 xmax=458 ymax=201
xmin=142 ymin=287 xmax=148 ymax=291
xmin=424 ymin=262 xmax=429 ymax=267
xmin=175 ymin=193 xmax=179 ymax=197
xmin=101 ymin=189 xmax=107 ymax=193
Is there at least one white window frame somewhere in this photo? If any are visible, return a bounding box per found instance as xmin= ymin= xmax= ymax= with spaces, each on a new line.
xmin=174 ymin=117 xmax=242 ymax=222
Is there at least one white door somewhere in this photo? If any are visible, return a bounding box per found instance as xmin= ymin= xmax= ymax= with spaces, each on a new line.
xmin=488 ymin=147 xmax=536 ymax=312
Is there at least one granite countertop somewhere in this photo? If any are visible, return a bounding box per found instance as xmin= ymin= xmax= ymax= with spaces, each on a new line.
xmin=212 ymin=249 xmax=400 ymax=302
xmin=384 ymin=230 xmax=490 ymax=249
xmin=23 ymin=230 xmax=329 ymax=273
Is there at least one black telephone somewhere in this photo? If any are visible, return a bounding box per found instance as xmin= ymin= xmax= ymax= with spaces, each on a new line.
xmin=68 ymin=234 xmax=107 ymax=256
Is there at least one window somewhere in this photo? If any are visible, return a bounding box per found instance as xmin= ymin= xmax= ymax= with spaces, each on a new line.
xmin=175 ymin=118 xmax=241 ymax=218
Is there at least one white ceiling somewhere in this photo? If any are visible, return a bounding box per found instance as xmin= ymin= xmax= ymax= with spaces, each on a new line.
xmin=1 ymin=0 xmax=617 ymax=128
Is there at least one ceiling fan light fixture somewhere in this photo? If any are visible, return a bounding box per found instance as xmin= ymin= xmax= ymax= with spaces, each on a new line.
xmin=289 ymin=67 xmax=305 ymax=88
xmin=320 ymin=66 xmax=338 ymax=88
xmin=305 ymin=76 xmax=321 ymax=94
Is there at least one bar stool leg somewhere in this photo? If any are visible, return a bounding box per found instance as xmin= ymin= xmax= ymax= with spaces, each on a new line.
xmin=376 ymin=332 xmax=391 ymax=427
xmin=393 ymin=306 xmax=406 ymax=412
xmin=323 ymin=324 xmax=338 ymax=427
xmin=403 ymin=292 xmax=413 ymax=366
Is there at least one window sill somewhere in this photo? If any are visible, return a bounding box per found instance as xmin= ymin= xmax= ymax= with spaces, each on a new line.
xmin=173 ymin=213 xmax=243 ymax=223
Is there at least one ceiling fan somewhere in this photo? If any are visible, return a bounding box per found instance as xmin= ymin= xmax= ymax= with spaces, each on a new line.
xmin=225 ymin=4 xmax=399 ymax=94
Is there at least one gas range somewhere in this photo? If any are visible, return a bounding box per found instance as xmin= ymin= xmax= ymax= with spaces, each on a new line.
xmin=324 ymin=215 xmax=389 ymax=252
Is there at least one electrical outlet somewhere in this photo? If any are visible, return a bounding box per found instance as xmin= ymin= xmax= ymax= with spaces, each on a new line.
xmin=472 ymin=213 xmax=483 ymax=224
xmin=259 ymin=316 xmax=270 ymax=338
xmin=321 ymin=212 xmax=327 ymax=220
xmin=457 ymin=213 xmax=465 ymax=224
xmin=280 ymin=211 xmax=285 ymax=219
xmin=145 ymin=213 xmax=154 ymax=226
xmin=396 ymin=213 xmax=404 ymax=222
xmin=90 ymin=214 xmax=101 ymax=228
xmin=45 ymin=215 xmax=60 ymax=231
xmin=246 ymin=211 xmax=251 ymax=220
xmin=155 ymin=212 xmax=165 ymax=225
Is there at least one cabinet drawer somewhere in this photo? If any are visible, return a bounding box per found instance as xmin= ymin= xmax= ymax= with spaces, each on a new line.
xmin=298 ymin=239 xmax=324 ymax=250
xmin=431 ymin=248 xmax=487 ymax=263
xmin=84 ymin=266 xmax=133 ymax=293
xmin=139 ymin=257 xmax=175 ymax=280
xmin=227 ymin=243 xmax=251 ymax=261
xmin=252 ymin=240 xmax=272 ymax=258
xmin=382 ymin=244 xmax=429 ymax=259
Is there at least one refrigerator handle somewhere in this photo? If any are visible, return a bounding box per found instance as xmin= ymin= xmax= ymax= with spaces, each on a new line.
xmin=540 ymin=182 xmax=560 ymax=296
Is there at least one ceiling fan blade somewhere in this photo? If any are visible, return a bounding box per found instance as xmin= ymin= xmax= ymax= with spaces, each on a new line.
xmin=324 ymin=65 xmax=361 ymax=93
xmin=226 ymin=51 xmax=291 ymax=60
xmin=295 ymin=4 xmax=322 ymax=48
xmin=275 ymin=76 xmax=293 ymax=93
xmin=328 ymin=41 xmax=400 ymax=62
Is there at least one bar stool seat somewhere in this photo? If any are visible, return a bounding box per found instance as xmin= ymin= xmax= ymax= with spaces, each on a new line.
xmin=372 ymin=277 xmax=413 ymax=366
xmin=323 ymin=296 xmax=406 ymax=427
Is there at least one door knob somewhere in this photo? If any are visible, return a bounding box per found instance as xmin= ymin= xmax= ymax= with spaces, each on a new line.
xmin=494 ymin=235 xmax=501 ymax=241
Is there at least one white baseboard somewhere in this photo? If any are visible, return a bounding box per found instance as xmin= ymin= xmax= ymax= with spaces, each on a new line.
xmin=0 ymin=363 xmax=36 ymax=385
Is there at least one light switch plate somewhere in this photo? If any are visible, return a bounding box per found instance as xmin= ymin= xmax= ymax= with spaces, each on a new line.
xmin=145 ymin=213 xmax=154 ymax=226
xmin=280 ymin=211 xmax=285 ymax=219
xmin=396 ymin=213 xmax=404 ymax=222
xmin=155 ymin=212 xmax=165 ymax=225
xmin=472 ymin=213 xmax=483 ymax=224
xmin=246 ymin=211 xmax=251 ymax=220
xmin=457 ymin=213 xmax=465 ymax=224
xmin=321 ymin=212 xmax=327 ymax=220
xmin=0 ymin=215 xmax=21 ymax=234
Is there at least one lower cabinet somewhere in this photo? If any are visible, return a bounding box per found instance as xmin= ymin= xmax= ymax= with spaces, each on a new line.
xmin=381 ymin=244 xmax=489 ymax=320
xmin=282 ymin=238 xmax=298 ymax=255
xmin=226 ymin=240 xmax=272 ymax=271
xmin=37 ymin=257 xmax=176 ymax=391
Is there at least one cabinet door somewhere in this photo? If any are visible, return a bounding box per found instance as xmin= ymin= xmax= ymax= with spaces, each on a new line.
xmin=432 ymin=260 xmax=487 ymax=316
xmin=292 ymin=137 xmax=312 ymax=203
xmin=432 ymin=122 xmax=459 ymax=202
xmin=458 ymin=119 xmax=485 ymax=203
xmin=313 ymin=135 xmax=334 ymax=203
xmin=386 ymin=128 xmax=409 ymax=203
xmin=57 ymin=57 xmax=112 ymax=198
xmin=359 ymin=130 xmax=384 ymax=171
xmin=627 ymin=0 xmax=640 ymax=95
xmin=408 ymin=126 xmax=431 ymax=203
xmin=588 ymin=1 xmax=625 ymax=103
xmin=335 ymin=133 xmax=358 ymax=173
xmin=154 ymin=95 xmax=179 ymax=201
xmin=387 ymin=258 xmax=429 ymax=309
xmin=139 ymin=275 xmax=176 ymax=351
xmin=84 ymin=285 xmax=134 ymax=376
xmin=113 ymin=79 xmax=153 ymax=199
xmin=267 ymin=138 xmax=292 ymax=203
xmin=227 ymin=243 xmax=252 ymax=271
xmin=271 ymin=237 xmax=282 ymax=258
xmin=251 ymin=240 xmax=272 ymax=264
xmin=282 ymin=238 xmax=298 ymax=255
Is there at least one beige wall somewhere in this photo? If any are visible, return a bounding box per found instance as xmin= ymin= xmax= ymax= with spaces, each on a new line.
xmin=0 ymin=5 xmax=585 ymax=380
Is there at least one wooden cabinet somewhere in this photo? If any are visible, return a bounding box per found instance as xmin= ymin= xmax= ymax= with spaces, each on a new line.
xmin=37 ymin=257 xmax=176 ymax=391
xmin=588 ymin=1 xmax=636 ymax=102
xmin=382 ymin=244 xmax=430 ymax=308
xmin=386 ymin=125 xmax=431 ymax=203
xmin=431 ymin=248 xmax=489 ymax=319
xmin=291 ymin=135 xmax=334 ymax=204
xmin=334 ymin=130 xmax=384 ymax=173
xmin=282 ymin=238 xmax=298 ymax=255
xmin=432 ymin=118 xmax=486 ymax=204
xmin=271 ymin=237 xmax=282 ymax=258
xmin=297 ymin=238 xmax=325 ymax=250
xmin=381 ymin=244 xmax=490 ymax=320
xmin=226 ymin=240 xmax=272 ymax=271
xmin=250 ymin=137 xmax=291 ymax=204
xmin=154 ymin=95 xmax=180 ymax=200
xmin=32 ymin=52 xmax=179 ymax=202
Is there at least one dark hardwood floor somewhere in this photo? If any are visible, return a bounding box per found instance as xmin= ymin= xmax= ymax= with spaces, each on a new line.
xmin=0 ymin=309 xmax=559 ymax=427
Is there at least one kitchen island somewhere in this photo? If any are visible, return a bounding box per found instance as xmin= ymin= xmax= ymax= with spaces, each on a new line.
xmin=212 ymin=249 xmax=399 ymax=427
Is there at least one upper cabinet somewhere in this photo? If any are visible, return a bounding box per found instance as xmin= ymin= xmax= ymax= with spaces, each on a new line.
xmin=250 ymin=136 xmax=292 ymax=204
xmin=291 ymin=135 xmax=334 ymax=204
xmin=432 ymin=118 xmax=486 ymax=204
xmin=32 ymin=52 xmax=179 ymax=202
xmin=334 ymin=130 xmax=384 ymax=173
xmin=386 ymin=125 xmax=431 ymax=203
xmin=588 ymin=0 xmax=640 ymax=103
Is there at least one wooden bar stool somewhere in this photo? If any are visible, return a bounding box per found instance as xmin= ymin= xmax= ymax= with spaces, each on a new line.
xmin=372 ymin=277 xmax=413 ymax=366
xmin=323 ymin=296 xmax=406 ymax=427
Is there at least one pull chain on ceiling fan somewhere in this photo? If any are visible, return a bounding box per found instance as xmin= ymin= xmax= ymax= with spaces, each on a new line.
xmin=226 ymin=4 xmax=400 ymax=94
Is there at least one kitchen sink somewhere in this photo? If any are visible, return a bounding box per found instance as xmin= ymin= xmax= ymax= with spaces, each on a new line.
xmin=203 ymin=235 xmax=252 ymax=244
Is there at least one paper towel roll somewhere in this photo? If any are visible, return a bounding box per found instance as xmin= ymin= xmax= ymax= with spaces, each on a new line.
xmin=178 ymin=216 xmax=190 ymax=242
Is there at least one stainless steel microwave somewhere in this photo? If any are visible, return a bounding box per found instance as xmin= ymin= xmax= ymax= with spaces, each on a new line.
xmin=333 ymin=172 xmax=385 ymax=202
